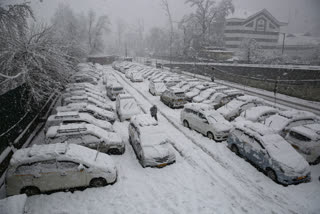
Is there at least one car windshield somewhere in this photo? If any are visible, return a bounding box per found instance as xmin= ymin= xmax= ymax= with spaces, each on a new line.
xmin=174 ymin=92 xmax=185 ymax=97
xmin=113 ymin=87 xmax=123 ymax=91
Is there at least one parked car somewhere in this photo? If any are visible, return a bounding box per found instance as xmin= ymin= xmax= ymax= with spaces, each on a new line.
xmin=217 ymin=96 xmax=265 ymax=121
xmin=44 ymin=111 xmax=113 ymax=133
xmin=63 ymin=95 xmax=113 ymax=112
xmin=264 ymin=110 xmax=317 ymax=137
xmin=62 ymin=90 xmax=106 ymax=105
xmin=227 ymin=121 xmax=311 ymax=185
xmin=149 ymin=80 xmax=167 ymax=96
xmin=56 ymin=103 xmax=116 ymax=123
xmin=235 ymin=106 xmax=279 ymax=123
xmin=181 ymin=103 xmax=232 ymax=141
xmin=130 ymin=72 xmax=144 ymax=82
xmin=66 ymin=101 xmax=114 ymax=113
xmin=284 ymin=123 xmax=320 ymax=164
xmin=46 ymin=123 xmax=125 ymax=154
xmin=160 ymin=87 xmax=187 ymax=108
xmin=6 ymin=143 xmax=117 ymax=196
xmin=106 ymin=82 xmax=125 ymax=101
xmin=208 ymin=90 xmax=244 ymax=109
xmin=185 ymin=84 xmax=207 ymax=102
xmin=192 ymin=88 xmax=216 ymax=103
xmin=116 ymin=94 xmax=141 ymax=121
xmin=128 ymin=114 xmax=176 ymax=167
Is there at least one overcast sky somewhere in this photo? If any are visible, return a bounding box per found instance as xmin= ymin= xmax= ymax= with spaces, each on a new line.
xmin=3 ymin=0 xmax=319 ymax=34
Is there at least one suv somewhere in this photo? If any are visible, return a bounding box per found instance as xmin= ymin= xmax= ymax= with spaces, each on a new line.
xmin=128 ymin=114 xmax=176 ymax=167
xmin=46 ymin=123 xmax=125 ymax=154
xmin=284 ymin=123 xmax=320 ymax=164
xmin=44 ymin=111 xmax=113 ymax=133
xmin=160 ymin=87 xmax=187 ymax=108
xmin=227 ymin=121 xmax=311 ymax=185
xmin=6 ymin=143 xmax=117 ymax=196
xmin=181 ymin=103 xmax=232 ymax=141
xmin=116 ymin=94 xmax=141 ymax=121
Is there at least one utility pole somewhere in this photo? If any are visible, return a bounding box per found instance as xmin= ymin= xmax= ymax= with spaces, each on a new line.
xmin=125 ymin=43 xmax=127 ymax=58
xmin=281 ymin=33 xmax=286 ymax=55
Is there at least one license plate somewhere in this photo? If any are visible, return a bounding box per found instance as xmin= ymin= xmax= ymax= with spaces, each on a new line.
xmin=157 ymin=163 xmax=167 ymax=168
xmin=297 ymin=176 xmax=306 ymax=180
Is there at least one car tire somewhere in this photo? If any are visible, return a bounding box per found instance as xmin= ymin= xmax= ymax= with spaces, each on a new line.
xmin=21 ymin=186 xmax=40 ymax=196
xmin=207 ymin=132 xmax=215 ymax=140
xmin=231 ymin=144 xmax=239 ymax=155
xmin=90 ymin=178 xmax=107 ymax=187
xmin=311 ymin=156 xmax=320 ymax=165
xmin=183 ymin=120 xmax=189 ymax=129
xmin=266 ymin=168 xmax=278 ymax=182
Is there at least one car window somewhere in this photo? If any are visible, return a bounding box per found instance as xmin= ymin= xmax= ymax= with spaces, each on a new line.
xmin=287 ymin=119 xmax=315 ymax=129
xmin=15 ymin=160 xmax=57 ymax=175
xmin=289 ymin=131 xmax=311 ymax=141
xmin=83 ymin=134 xmax=100 ymax=142
xmin=250 ymin=138 xmax=264 ymax=150
xmin=198 ymin=113 xmax=206 ymax=120
xmin=57 ymin=161 xmax=79 ymax=171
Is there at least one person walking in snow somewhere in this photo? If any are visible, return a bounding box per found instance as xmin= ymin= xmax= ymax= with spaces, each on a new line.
xmin=150 ymin=105 xmax=158 ymax=121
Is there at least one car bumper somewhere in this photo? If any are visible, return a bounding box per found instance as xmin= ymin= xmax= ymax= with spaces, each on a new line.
xmin=277 ymin=172 xmax=311 ymax=185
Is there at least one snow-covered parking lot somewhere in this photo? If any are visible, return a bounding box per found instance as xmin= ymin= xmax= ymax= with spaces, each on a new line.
xmin=11 ymin=66 xmax=320 ymax=214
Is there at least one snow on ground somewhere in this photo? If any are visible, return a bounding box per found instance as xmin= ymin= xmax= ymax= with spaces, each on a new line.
xmin=7 ymin=65 xmax=320 ymax=214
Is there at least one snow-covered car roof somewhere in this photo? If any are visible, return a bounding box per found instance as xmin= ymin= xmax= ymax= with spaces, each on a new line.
xmin=9 ymin=143 xmax=115 ymax=171
xmin=290 ymin=123 xmax=320 ymax=141
xmin=279 ymin=110 xmax=316 ymax=119
xmin=223 ymin=89 xmax=243 ymax=96
xmin=131 ymin=114 xmax=158 ymax=127
xmin=118 ymin=94 xmax=134 ymax=100
xmin=240 ymin=106 xmax=279 ymax=121
xmin=236 ymin=95 xmax=264 ymax=103
xmin=233 ymin=121 xmax=310 ymax=174
xmin=184 ymin=103 xmax=214 ymax=112
xmin=168 ymin=87 xmax=185 ymax=94
xmin=217 ymin=99 xmax=245 ymax=115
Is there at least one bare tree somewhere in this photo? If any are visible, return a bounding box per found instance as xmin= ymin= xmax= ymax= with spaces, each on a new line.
xmin=116 ymin=18 xmax=127 ymax=54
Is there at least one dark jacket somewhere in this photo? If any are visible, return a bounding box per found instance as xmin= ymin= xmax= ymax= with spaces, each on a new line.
xmin=150 ymin=106 xmax=157 ymax=116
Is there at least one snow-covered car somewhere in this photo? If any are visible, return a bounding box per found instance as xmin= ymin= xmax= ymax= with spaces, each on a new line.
xmin=44 ymin=111 xmax=113 ymax=133
xmin=65 ymin=85 xmax=103 ymax=96
xmin=185 ymin=84 xmax=207 ymax=102
xmin=62 ymin=90 xmax=106 ymax=105
xmin=235 ymin=106 xmax=279 ymax=123
xmin=149 ymin=80 xmax=167 ymax=96
xmin=264 ymin=110 xmax=317 ymax=137
xmin=160 ymin=87 xmax=187 ymax=108
xmin=217 ymin=97 xmax=265 ymax=121
xmin=62 ymin=96 xmax=114 ymax=112
xmin=181 ymin=103 xmax=232 ymax=141
xmin=56 ymin=103 xmax=116 ymax=123
xmin=130 ymin=72 xmax=144 ymax=82
xmin=227 ymin=121 xmax=311 ymax=185
xmin=46 ymin=123 xmax=125 ymax=154
xmin=106 ymin=82 xmax=125 ymax=101
xmin=70 ymin=74 xmax=98 ymax=85
xmin=128 ymin=114 xmax=176 ymax=167
xmin=66 ymin=82 xmax=98 ymax=91
xmin=116 ymin=94 xmax=141 ymax=121
xmin=284 ymin=123 xmax=320 ymax=164
xmin=192 ymin=88 xmax=216 ymax=103
xmin=6 ymin=143 xmax=117 ymax=196
xmin=208 ymin=90 xmax=244 ymax=109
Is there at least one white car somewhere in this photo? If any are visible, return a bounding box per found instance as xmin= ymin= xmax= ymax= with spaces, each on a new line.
xmin=56 ymin=103 xmax=116 ymax=123
xmin=128 ymin=114 xmax=176 ymax=167
xmin=181 ymin=103 xmax=233 ymax=141
xmin=62 ymin=91 xmax=106 ymax=105
xmin=149 ymin=80 xmax=167 ymax=96
xmin=130 ymin=72 xmax=144 ymax=82
xmin=45 ymin=111 xmax=113 ymax=132
xmin=235 ymin=106 xmax=279 ymax=123
xmin=63 ymin=96 xmax=114 ymax=112
xmin=192 ymin=88 xmax=216 ymax=103
xmin=106 ymin=82 xmax=125 ymax=101
xmin=116 ymin=94 xmax=141 ymax=121
xmin=46 ymin=123 xmax=125 ymax=154
xmin=285 ymin=123 xmax=320 ymax=164
xmin=185 ymin=84 xmax=207 ymax=101
xmin=217 ymin=97 xmax=265 ymax=121
xmin=265 ymin=110 xmax=317 ymax=136
xmin=6 ymin=143 xmax=117 ymax=196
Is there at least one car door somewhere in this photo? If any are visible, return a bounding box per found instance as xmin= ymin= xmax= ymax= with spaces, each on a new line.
xmin=197 ymin=112 xmax=209 ymax=135
xmin=57 ymin=160 xmax=87 ymax=188
xmin=247 ymin=138 xmax=269 ymax=167
xmin=238 ymin=133 xmax=255 ymax=159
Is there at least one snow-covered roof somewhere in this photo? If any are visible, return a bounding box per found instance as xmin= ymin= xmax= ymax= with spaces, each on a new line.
xmin=169 ymin=87 xmax=185 ymax=94
xmin=241 ymin=106 xmax=279 ymax=121
xmin=131 ymin=114 xmax=158 ymax=127
xmin=184 ymin=103 xmax=213 ymax=112
xmin=279 ymin=110 xmax=316 ymax=120
xmin=290 ymin=123 xmax=320 ymax=141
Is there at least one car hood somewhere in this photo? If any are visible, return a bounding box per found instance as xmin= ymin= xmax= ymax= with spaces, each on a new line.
xmin=262 ymin=134 xmax=310 ymax=176
xmin=143 ymin=143 xmax=175 ymax=161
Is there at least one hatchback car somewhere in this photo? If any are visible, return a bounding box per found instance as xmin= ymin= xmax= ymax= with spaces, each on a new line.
xmin=160 ymin=87 xmax=187 ymax=108
xmin=181 ymin=103 xmax=233 ymax=141
xmin=265 ymin=110 xmax=317 ymax=137
xmin=6 ymin=143 xmax=117 ymax=196
xmin=149 ymin=80 xmax=167 ymax=96
xmin=46 ymin=123 xmax=125 ymax=154
xmin=45 ymin=111 xmax=113 ymax=133
xmin=128 ymin=114 xmax=176 ymax=167
xmin=284 ymin=123 xmax=320 ymax=164
xmin=116 ymin=94 xmax=141 ymax=121
xmin=227 ymin=121 xmax=311 ymax=185
xmin=56 ymin=103 xmax=116 ymax=123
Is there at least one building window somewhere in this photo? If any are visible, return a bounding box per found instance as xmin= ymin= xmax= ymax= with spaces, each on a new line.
xmin=256 ymin=19 xmax=266 ymax=32
xmin=245 ymin=22 xmax=254 ymax=28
